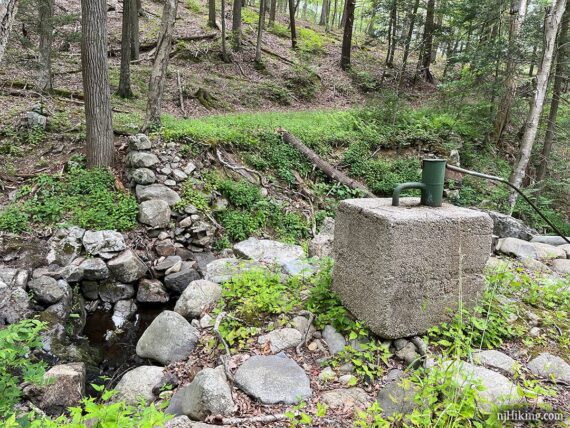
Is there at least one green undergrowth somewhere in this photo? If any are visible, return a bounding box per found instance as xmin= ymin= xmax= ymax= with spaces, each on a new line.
xmin=0 ymin=157 xmax=138 ymax=233
xmin=176 ymin=173 xmax=309 ymax=245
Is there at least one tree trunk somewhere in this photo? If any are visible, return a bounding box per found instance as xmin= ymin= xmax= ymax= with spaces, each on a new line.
xmin=144 ymin=0 xmax=178 ymax=130
xmin=38 ymin=0 xmax=54 ymax=92
xmin=331 ymin=0 xmax=337 ymax=27
xmin=118 ymin=0 xmax=135 ymax=98
xmin=385 ymin=0 xmax=397 ymax=67
xmin=416 ymin=0 xmax=435 ymax=83
xmin=288 ymin=0 xmax=297 ymax=48
xmin=81 ymin=0 xmax=114 ymax=168
xmin=0 ymin=0 xmax=18 ymax=64
xmin=509 ymin=0 xmax=567 ymax=208
xmin=221 ymin=0 xmax=229 ymax=61
xmin=208 ymin=0 xmax=216 ymax=27
xmin=490 ymin=0 xmax=528 ymax=146
xmin=341 ymin=0 xmax=347 ymax=28
xmin=255 ymin=0 xmax=266 ymax=63
xmin=398 ymin=0 xmax=419 ymax=86
xmin=340 ymin=0 xmax=354 ymax=70
xmin=319 ymin=0 xmax=328 ymax=26
xmin=232 ymin=0 xmax=241 ymax=50
xmin=131 ymin=0 xmax=140 ymax=60
xmin=536 ymin=8 xmax=568 ymax=183
xmin=269 ymin=0 xmax=276 ymax=25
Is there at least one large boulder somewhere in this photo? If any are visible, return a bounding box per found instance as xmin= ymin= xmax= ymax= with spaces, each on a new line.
xmin=128 ymin=134 xmax=152 ymax=151
xmin=166 ymin=366 xmax=235 ymax=420
xmin=551 ymin=259 xmax=570 ymax=275
xmin=0 ymin=283 xmax=32 ymax=325
xmin=136 ymin=184 xmax=181 ymax=206
xmin=496 ymin=238 xmax=538 ymax=259
xmin=530 ymin=242 xmax=567 ymax=260
xmin=174 ymin=280 xmax=221 ymax=319
xmin=485 ymin=211 xmax=536 ymax=240
xmin=46 ymin=227 xmax=85 ymax=266
xmin=137 ymin=279 xmax=170 ymax=303
xmin=38 ymin=363 xmax=85 ymax=416
xmin=164 ymin=262 xmax=201 ymax=293
xmin=99 ymin=281 xmax=135 ymax=303
xmin=82 ymin=230 xmax=127 ymax=257
xmin=449 ymin=361 xmax=521 ymax=412
xmin=136 ymin=311 xmax=200 ymax=365
xmin=107 ymin=250 xmax=147 ymax=283
xmin=258 ymin=328 xmax=303 ymax=353
xmin=531 ymin=235 xmax=570 ymax=246
xmin=80 ymin=258 xmax=109 ymax=280
xmin=234 ymin=353 xmax=311 ymax=404
xmin=126 ymin=151 xmax=159 ymax=168
xmin=204 ymin=258 xmax=263 ymax=284
xmin=114 ymin=365 xmax=165 ymax=405
xmin=139 ymin=200 xmax=171 ymax=228
xmin=473 ymin=350 xmax=517 ymax=375
xmin=527 ymin=353 xmax=570 ymax=383
xmin=234 ymin=238 xmax=305 ymax=267
xmin=131 ymin=168 xmax=156 ymax=185
xmin=28 ymin=276 xmax=65 ymax=305
xmin=308 ymin=217 xmax=335 ymax=258
xmin=376 ymin=380 xmax=420 ymax=417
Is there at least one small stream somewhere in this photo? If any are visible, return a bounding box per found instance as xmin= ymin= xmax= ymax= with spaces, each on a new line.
xmin=82 ymin=302 xmax=173 ymax=391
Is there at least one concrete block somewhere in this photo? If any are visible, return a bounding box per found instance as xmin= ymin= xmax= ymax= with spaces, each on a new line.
xmin=332 ymin=198 xmax=492 ymax=339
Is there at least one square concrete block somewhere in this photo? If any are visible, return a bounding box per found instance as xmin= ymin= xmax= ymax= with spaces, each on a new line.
xmin=332 ymin=197 xmax=493 ymax=339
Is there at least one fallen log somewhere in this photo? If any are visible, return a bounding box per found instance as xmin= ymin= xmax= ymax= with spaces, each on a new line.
xmin=108 ymin=33 xmax=217 ymax=56
xmin=278 ymin=130 xmax=375 ymax=197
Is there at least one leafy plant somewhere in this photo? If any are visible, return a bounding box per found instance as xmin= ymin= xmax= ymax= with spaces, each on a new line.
xmin=0 ymin=319 xmax=47 ymax=419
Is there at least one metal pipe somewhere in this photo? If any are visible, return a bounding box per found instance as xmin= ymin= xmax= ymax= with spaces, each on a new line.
xmin=446 ymin=164 xmax=570 ymax=245
xmin=392 ymin=182 xmax=426 ymax=206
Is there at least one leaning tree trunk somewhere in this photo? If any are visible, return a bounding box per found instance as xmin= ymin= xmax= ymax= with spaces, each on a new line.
xmin=81 ymin=0 xmax=114 ymax=168
xmin=416 ymin=0 xmax=435 ymax=83
xmin=340 ymin=0 xmax=355 ymax=70
xmin=509 ymin=0 xmax=567 ymax=209
xmin=118 ymin=0 xmax=135 ymax=98
xmin=255 ymin=0 xmax=266 ymax=63
xmin=536 ymin=7 xmax=568 ymax=183
xmin=38 ymin=0 xmax=54 ymax=92
xmin=220 ymin=0 xmax=229 ymax=61
xmin=398 ymin=0 xmax=419 ymax=86
xmin=144 ymin=0 xmax=178 ymax=130
xmin=232 ymin=0 xmax=241 ymax=50
xmin=490 ymin=0 xmax=528 ymax=146
xmin=288 ymin=0 xmax=297 ymax=48
xmin=385 ymin=0 xmax=397 ymax=67
xmin=0 ymin=0 xmax=18 ymax=64
xmin=130 ymin=0 xmax=140 ymax=60
xmin=208 ymin=0 xmax=216 ymax=27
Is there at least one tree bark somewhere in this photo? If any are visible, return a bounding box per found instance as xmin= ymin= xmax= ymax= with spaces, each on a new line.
xmin=38 ymin=0 xmax=54 ymax=92
xmin=208 ymin=0 xmax=216 ymax=27
xmin=144 ymin=0 xmax=178 ymax=130
xmin=490 ymin=0 xmax=528 ymax=146
xmin=385 ymin=0 xmax=397 ymax=67
xmin=81 ymin=0 xmax=114 ymax=168
xmin=255 ymin=0 xmax=266 ymax=63
xmin=232 ymin=0 xmax=241 ymax=50
xmin=269 ymin=0 xmax=277 ymax=24
xmin=340 ymin=0 xmax=347 ymax=28
xmin=416 ymin=0 xmax=435 ymax=83
xmin=0 ymin=0 xmax=18 ymax=64
xmin=319 ymin=0 xmax=328 ymax=26
xmin=130 ymin=0 xmax=140 ymax=60
xmin=119 ymin=0 xmax=135 ymax=98
xmin=221 ymin=0 xmax=229 ymax=61
xmin=340 ymin=0 xmax=355 ymax=70
xmin=288 ymin=0 xmax=297 ymax=49
xmin=509 ymin=0 xmax=567 ymax=208
xmin=398 ymin=0 xmax=419 ymax=86
xmin=536 ymin=8 xmax=568 ymax=183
